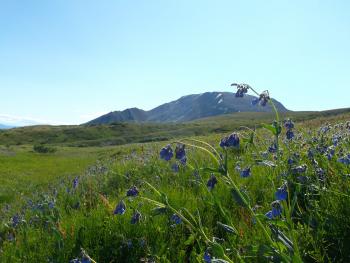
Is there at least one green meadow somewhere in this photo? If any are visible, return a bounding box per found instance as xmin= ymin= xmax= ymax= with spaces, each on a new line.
xmin=0 ymin=112 xmax=349 ymax=262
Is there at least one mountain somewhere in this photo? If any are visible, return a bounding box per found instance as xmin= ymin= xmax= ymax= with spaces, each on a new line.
xmin=87 ymin=92 xmax=289 ymax=125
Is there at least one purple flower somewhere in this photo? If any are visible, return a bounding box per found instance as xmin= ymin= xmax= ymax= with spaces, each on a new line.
xmin=292 ymin=164 xmax=307 ymax=174
xmin=266 ymin=201 xmax=282 ymax=219
xmin=265 ymin=210 xmax=273 ymax=220
xmin=170 ymin=214 xmax=182 ymax=225
xmin=126 ymin=186 xmax=139 ymax=197
xmin=272 ymin=201 xmax=282 ymax=217
xmin=258 ymin=91 xmax=270 ymax=106
xmin=232 ymin=83 xmax=250 ymax=98
xmin=220 ymin=133 xmax=240 ymax=148
xmin=131 ymin=211 xmax=142 ymax=224
xmin=207 ymin=174 xmax=218 ymax=191
xmin=268 ymin=143 xmax=277 ymax=153
xmin=48 ymin=201 xmax=55 ymax=209
xmin=338 ymin=154 xmax=350 ymax=165
xmin=286 ymin=130 xmax=294 ymax=140
xmin=114 ymin=200 xmax=126 ymax=215
xmin=160 ymin=145 xmax=173 ymax=161
xmin=287 ymin=158 xmax=295 ymax=165
xmin=175 ymin=144 xmax=186 ymax=161
xmin=240 ymin=167 xmax=251 ymax=178
xmin=284 ymin=119 xmax=294 ymax=130
xmin=73 ymin=177 xmax=79 ymax=189
xmin=203 ymin=251 xmax=212 ymax=263
xmin=11 ymin=214 xmax=20 ymax=228
xmin=275 ymin=184 xmax=288 ymax=201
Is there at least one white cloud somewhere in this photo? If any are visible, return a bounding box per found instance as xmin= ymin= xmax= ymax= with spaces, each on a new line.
xmin=0 ymin=114 xmax=62 ymax=126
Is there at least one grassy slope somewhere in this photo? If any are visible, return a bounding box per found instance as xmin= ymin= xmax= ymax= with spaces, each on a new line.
xmin=0 ymin=108 xmax=349 ymax=147
xmin=0 ymin=113 xmax=349 ymax=262
xmin=0 ymin=146 xmax=119 ymax=205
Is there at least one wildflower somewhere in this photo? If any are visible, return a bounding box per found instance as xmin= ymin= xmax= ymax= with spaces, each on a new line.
xmin=220 ymin=133 xmax=240 ymax=148
xmin=175 ymin=144 xmax=186 ymax=161
xmin=271 ymin=201 xmax=282 ymax=217
xmin=287 ymin=158 xmax=295 ymax=165
xmin=179 ymin=156 xmax=187 ymax=165
xmin=73 ymin=177 xmax=79 ymax=189
xmin=207 ymin=174 xmax=218 ymax=191
xmin=170 ymin=214 xmax=182 ymax=225
xmin=131 ymin=211 xmax=142 ymax=224
xmin=48 ymin=201 xmax=55 ymax=209
xmin=160 ymin=145 xmax=173 ymax=161
xmin=258 ymin=91 xmax=270 ymax=106
xmin=240 ymin=167 xmax=251 ymax=178
xmin=114 ymin=200 xmax=126 ymax=215
xmin=70 ymin=257 xmax=91 ymax=263
xmin=268 ymin=143 xmax=277 ymax=153
xmin=231 ymin=83 xmax=250 ymax=97
xmin=292 ymin=164 xmax=307 ymax=174
xmin=265 ymin=210 xmax=273 ymax=220
xmin=275 ymin=184 xmax=288 ymax=201
xmin=332 ymin=134 xmax=341 ymax=146
xmin=338 ymin=154 xmax=350 ymax=165
xmin=286 ymin=130 xmax=294 ymax=140
xmin=126 ymin=186 xmax=139 ymax=197
xmin=203 ymin=251 xmax=212 ymax=263
xmin=81 ymin=257 xmax=91 ymax=263
xmin=11 ymin=214 xmax=20 ymax=228
xmin=284 ymin=119 xmax=294 ymax=130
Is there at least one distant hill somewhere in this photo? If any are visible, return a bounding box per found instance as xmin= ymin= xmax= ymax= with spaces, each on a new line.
xmin=2 ymin=108 xmax=349 ymax=147
xmin=87 ymin=92 xmax=289 ymax=125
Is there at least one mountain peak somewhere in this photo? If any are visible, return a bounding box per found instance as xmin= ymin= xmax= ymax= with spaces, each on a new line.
xmin=86 ymin=92 xmax=288 ymax=125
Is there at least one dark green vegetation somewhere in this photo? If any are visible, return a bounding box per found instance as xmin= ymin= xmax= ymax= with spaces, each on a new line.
xmin=0 ymin=112 xmax=349 ymax=262
xmin=87 ymin=92 xmax=288 ymax=124
xmin=1 ymin=108 xmax=349 ymax=147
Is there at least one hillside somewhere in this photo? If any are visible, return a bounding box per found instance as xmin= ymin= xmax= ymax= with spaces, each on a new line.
xmin=87 ymin=92 xmax=288 ymax=124
xmin=0 ymin=108 xmax=349 ymax=147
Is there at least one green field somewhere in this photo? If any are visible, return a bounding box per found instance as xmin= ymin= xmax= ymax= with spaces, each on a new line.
xmin=1 ymin=108 xmax=349 ymax=147
xmin=0 ymin=112 xmax=350 ymax=262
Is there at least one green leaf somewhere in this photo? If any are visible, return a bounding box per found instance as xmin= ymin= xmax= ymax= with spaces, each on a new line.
xmin=211 ymin=242 xmax=226 ymax=258
xmin=217 ymin=221 xmax=238 ymax=235
xmin=231 ymin=188 xmax=249 ymax=208
xmin=262 ymin=123 xmax=278 ymax=135
xmin=184 ymin=234 xmax=196 ymax=246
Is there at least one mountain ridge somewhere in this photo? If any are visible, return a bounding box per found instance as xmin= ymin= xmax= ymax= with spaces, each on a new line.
xmin=87 ymin=91 xmax=289 ymax=125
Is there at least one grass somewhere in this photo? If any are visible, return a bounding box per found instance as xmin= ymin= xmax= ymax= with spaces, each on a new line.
xmin=0 ymin=112 xmax=349 ymax=262
xmin=0 ymin=146 xmax=119 ymax=205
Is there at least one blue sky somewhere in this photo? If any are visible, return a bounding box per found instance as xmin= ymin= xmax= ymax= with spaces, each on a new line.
xmin=0 ymin=0 xmax=349 ymax=125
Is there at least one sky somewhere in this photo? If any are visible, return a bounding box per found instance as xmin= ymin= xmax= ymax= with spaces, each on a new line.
xmin=0 ymin=0 xmax=349 ymax=125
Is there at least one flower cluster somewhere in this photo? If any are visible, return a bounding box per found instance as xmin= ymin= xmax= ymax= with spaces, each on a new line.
xmin=220 ymin=133 xmax=240 ymax=149
xmin=160 ymin=145 xmax=173 ymax=161
xmin=284 ymin=118 xmax=295 ymax=140
xmin=231 ymin=83 xmax=250 ymax=97
xmin=252 ymin=91 xmax=270 ymax=107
